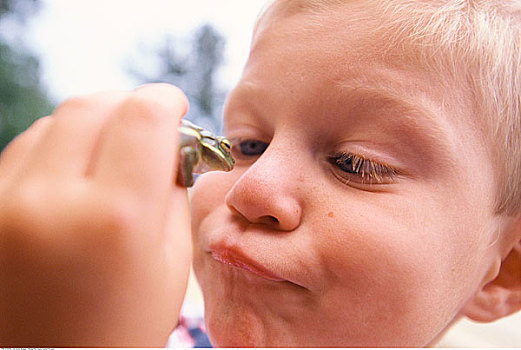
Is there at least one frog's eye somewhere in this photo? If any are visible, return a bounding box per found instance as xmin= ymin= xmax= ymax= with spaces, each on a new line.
xmin=220 ymin=139 xmax=232 ymax=153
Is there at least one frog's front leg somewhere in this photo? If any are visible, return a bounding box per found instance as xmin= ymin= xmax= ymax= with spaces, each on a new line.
xmin=177 ymin=146 xmax=199 ymax=187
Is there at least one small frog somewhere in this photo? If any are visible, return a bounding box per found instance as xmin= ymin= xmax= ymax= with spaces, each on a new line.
xmin=177 ymin=119 xmax=235 ymax=187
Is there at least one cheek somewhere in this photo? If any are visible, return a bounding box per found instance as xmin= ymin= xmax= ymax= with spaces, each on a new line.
xmin=190 ymin=168 xmax=241 ymax=275
xmin=306 ymin=188 xmax=485 ymax=345
xmin=190 ymin=172 xmax=230 ymax=268
xmin=190 ymin=170 xmax=239 ymax=228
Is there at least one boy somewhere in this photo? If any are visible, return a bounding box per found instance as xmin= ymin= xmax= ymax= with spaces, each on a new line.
xmin=1 ymin=0 xmax=520 ymax=347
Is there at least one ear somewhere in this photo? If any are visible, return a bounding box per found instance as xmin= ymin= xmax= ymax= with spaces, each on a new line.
xmin=461 ymin=240 xmax=521 ymax=322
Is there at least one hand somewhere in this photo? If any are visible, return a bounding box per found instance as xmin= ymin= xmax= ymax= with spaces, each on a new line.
xmin=0 ymin=84 xmax=192 ymax=346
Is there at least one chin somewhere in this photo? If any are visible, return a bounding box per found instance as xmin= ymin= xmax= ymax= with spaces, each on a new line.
xmin=204 ymin=303 xmax=268 ymax=347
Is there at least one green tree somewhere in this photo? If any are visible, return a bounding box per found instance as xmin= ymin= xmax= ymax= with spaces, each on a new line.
xmin=0 ymin=0 xmax=54 ymax=151
xmin=128 ymin=24 xmax=226 ymax=132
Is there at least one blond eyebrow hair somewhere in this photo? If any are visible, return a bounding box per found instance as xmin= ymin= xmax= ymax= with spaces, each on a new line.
xmin=343 ymin=86 xmax=477 ymax=185
xmin=334 ymin=83 xmax=457 ymax=154
xmin=255 ymin=0 xmax=521 ymax=216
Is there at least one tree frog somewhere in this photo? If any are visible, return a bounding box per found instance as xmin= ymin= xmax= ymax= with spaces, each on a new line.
xmin=177 ymin=119 xmax=235 ymax=187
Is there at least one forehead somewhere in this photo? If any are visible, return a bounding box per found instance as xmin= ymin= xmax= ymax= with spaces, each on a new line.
xmin=251 ymin=0 xmax=479 ymax=87
xmin=246 ymin=1 xmax=485 ymax=136
xmin=247 ymin=3 xmax=464 ymax=115
xmin=253 ymin=2 xmax=383 ymax=69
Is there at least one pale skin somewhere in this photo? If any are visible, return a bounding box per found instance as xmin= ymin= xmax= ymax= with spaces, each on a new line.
xmin=0 ymin=85 xmax=193 ymax=346
xmin=190 ymin=3 xmax=521 ymax=348
xmin=0 ymin=2 xmax=520 ymax=348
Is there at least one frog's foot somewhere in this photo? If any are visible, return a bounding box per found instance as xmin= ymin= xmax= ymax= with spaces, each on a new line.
xmin=177 ymin=147 xmax=197 ymax=187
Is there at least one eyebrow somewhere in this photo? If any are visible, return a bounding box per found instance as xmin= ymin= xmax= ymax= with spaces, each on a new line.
xmin=334 ymin=84 xmax=459 ymax=172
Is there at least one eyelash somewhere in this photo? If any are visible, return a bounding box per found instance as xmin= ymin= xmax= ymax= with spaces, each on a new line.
xmin=231 ymin=139 xmax=397 ymax=185
xmin=327 ymin=152 xmax=397 ymax=184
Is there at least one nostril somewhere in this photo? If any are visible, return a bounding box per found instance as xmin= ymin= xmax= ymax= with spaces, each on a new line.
xmin=259 ymin=215 xmax=279 ymax=225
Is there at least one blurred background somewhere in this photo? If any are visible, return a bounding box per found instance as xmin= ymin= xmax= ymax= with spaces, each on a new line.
xmin=0 ymin=0 xmax=269 ymax=150
xmin=0 ymin=0 xmax=519 ymax=347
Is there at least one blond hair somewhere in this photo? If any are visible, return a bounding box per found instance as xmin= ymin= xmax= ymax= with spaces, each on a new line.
xmin=256 ymin=0 xmax=521 ymax=216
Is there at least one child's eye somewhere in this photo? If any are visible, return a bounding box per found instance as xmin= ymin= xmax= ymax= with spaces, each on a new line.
xmin=231 ymin=139 xmax=269 ymax=158
xmin=327 ymin=152 xmax=397 ymax=185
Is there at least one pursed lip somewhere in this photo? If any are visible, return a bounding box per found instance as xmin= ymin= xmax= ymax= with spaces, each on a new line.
xmin=210 ymin=247 xmax=286 ymax=282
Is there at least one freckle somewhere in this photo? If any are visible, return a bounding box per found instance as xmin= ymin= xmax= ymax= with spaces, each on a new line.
xmin=328 ymin=211 xmax=334 ymax=218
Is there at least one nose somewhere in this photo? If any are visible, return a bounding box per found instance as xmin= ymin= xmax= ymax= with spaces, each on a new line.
xmin=225 ymin=149 xmax=302 ymax=231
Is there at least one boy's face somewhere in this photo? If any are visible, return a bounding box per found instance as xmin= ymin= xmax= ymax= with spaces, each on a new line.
xmin=190 ymin=3 xmax=502 ymax=347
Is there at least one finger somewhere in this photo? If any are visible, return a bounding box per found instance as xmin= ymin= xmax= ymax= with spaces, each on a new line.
xmin=93 ymin=84 xmax=189 ymax=206
xmin=26 ymin=91 xmax=128 ymax=178
xmin=163 ymin=188 xmax=191 ymax=253
xmin=162 ymin=188 xmax=192 ymax=324
xmin=0 ymin=116 xmax=54 ymax=180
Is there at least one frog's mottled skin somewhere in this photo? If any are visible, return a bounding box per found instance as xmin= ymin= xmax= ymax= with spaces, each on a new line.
xmin=177 ymin=119 xmax=235 ymax=187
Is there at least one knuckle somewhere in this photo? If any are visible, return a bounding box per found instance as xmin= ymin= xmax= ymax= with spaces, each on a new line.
xmin=18 ymin=116 xmax=54 ymax=143
xmin=53 ymin=91 xmax=130 ymax=119
xmin=137 ymin=82 xmax=187 ymax=99
xmin=53 ymin=95 xmax=92 ymax=114
xmin=147 ymin=83 xmax=189 ymax=114
xmin=29 ymin=115 xmax=53 ymax=129
xmin=0 ymin=116 xmax=52 ymax=158
xmin=0 ymin=182 xmax=44 ymax=235
xmin=94 ymin=195 xmax=139 ymax=238
xmin=116 ymin=84 xmax=189 ymax=125
xmin=117 ymin=94 xmax=165 ymax=125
